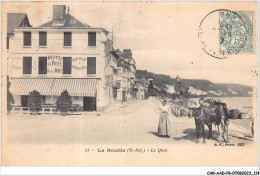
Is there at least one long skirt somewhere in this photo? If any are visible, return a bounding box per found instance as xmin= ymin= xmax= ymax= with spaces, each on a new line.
xmin=158 ymin=113 xmax=172 ymax=136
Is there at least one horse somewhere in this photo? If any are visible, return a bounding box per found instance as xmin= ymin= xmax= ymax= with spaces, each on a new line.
xmin=188 ymin=107 xmax=216 ymax=143
xmin=214 ymin=104 xmax=230 ymax=142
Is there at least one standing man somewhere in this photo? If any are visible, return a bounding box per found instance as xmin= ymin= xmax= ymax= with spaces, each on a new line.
xmin=217 ymin=102 xmax=229 ymax=142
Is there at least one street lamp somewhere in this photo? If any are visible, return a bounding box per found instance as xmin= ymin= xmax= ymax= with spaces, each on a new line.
xmin=176 ymin=75 xmax=181 ymax=99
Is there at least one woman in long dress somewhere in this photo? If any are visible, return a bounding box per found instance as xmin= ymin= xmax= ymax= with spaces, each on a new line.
xmin=157 ymin=100 xmax=172 ymax=137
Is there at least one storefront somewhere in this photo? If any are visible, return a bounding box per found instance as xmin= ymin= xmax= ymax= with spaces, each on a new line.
xmin=10 ymin=78 xmax=100 ymax=111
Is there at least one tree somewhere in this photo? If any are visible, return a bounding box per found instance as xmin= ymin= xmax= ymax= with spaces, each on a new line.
xmin=7 ymin=76 xmax=15 ymax=112
xmin=28 ymin=90 xmax=42 ymax=114
xmin=56 ymin=90 xmax=72 ymax=116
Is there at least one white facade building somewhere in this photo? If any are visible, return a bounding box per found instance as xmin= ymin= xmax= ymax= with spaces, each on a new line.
xmin=7 ymin=5 xmax=119 ymax=112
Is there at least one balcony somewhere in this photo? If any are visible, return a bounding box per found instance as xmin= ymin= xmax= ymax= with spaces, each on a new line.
xmin=112 ymin=81 xmax=121 ymax=89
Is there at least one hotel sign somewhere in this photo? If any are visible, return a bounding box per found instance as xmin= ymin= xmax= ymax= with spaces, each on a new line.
xmin=47 ymin=55 xmax=87 ymax=73
xmin=9 ymin=55 xmax=89 ymax=75
xmin=72 ymin=57 xmax=87 ymax=71
xmin=47 ymin=55 xmax=62 ymax=73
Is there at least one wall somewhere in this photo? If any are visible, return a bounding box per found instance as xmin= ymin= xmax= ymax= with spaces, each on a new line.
xmin=8 ymin=28 xmax=104 ymax=78
xmin=136 ymin=89 xmax=145 ymax=100
xmin=13 ymin=95 xmax=21 ymax=106
xmin=9 ymin=54 xmax=103 ymax=78
xmin=10 ymin=29 xmax=103 ymax=54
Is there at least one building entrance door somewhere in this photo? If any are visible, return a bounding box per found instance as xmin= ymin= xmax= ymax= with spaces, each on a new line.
xmin=122 ymin=91 xmax=126 ymax=102
xmin=83 ymin=97 xmax=96 ymax=111
xmin=21 ymin=95 xmax=28 ymax=107
xmin=113 ymin=88 xmax=117 ymax=102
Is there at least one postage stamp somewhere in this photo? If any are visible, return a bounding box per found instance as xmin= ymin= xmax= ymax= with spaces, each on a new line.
xmin=234 ymin=11 xmax=254 ymax=53
xmin=198 ymin=9 xmax=255 ymax=59
xmin=219 ymin=10 xmax=247 ymax=55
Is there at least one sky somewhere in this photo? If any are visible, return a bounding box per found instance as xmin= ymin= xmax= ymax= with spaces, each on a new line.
xmin=3 ymin=1 xmax=258 ymax=86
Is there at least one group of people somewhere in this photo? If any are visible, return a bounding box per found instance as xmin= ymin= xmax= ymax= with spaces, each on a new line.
xmin=156 ymin=97 xmax=230 ymax=138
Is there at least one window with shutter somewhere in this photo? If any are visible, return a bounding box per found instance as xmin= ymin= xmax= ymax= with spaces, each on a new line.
xmin=23 ymin=32 xmax=31 ymax=46
xmin=87 ymin=57 xmax=96 ymax=75
xmin=63 ymin=57 xmax=72 ymax=74
xmin=64 ymin=32 xmax=72 ymax=46
xmin=88 ymin=32 xmax=96 ymax=46
xmin=38 ymin=57 xmax=47 ymax=74
xmin=39 ymin=32 xmax=47 ymax=46
xmin=23 ymin=57 xmax=32 ymax=74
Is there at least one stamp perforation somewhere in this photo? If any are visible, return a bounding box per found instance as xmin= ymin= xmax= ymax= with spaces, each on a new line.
xmin=233 ymin=10 xmax=256 ymax=56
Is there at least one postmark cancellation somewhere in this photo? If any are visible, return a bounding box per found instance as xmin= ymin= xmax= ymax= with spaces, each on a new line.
xmin=199 ymin=9 xmax=255 ymax=59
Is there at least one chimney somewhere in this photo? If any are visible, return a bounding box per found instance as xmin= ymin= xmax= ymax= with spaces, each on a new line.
xmin=52 ymin=5 xmax=66 ymax=26
xmin=123 ymin=49 xmax=132 ymax=59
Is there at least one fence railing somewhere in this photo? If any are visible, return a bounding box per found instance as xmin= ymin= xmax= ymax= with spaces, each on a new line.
xmin=11 ymin=107 xmax=30 ymax=115
xmin=10 ymin=104 xmax=81 ymax=115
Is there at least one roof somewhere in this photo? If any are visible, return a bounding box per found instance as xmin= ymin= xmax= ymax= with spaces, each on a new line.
xmin=7 ymin=13 xmax=32 ymax=33
xmin=40 ymin=13 xmax=88 ymax=28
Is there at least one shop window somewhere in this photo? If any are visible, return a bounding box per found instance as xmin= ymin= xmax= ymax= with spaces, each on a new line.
xmin=23 ymin=32 xmax=31 ymax=46
xmin=63 ymin=57 xmax=72 ymax=74
xmin=39 ymin=32 xmax=47 ymax=46
xmin=23 ymin=57 xmax=32 ymax=74
xmin=41 ymin=95 xmax=46 ymax=104
xmin=87 ymin=57 xmax=96 ymax=75
xmin=38 ymin=57 xmax=47 ymax=74
xmin=64 ymin=32 xmax=72 ymax=46
xmin=88 ymin=32 xmax=96 ymax=46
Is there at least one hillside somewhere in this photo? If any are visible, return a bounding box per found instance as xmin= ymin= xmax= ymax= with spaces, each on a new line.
xmin=136 ymin=70 xmax=253 ymax=97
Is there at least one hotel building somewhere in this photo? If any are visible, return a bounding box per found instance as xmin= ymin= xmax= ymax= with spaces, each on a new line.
xmin=7 ymin=5 xmax=122 ymax=112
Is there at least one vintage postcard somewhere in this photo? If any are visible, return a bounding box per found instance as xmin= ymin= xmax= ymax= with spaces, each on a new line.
xmin=1 ymin=1 xmax=258 ymax=166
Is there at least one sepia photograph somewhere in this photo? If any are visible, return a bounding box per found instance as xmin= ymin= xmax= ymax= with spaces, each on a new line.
xmin=1 ymin=1 xmax=258 ymax=167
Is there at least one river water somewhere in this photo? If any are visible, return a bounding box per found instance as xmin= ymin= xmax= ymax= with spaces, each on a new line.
xmin=189 ymin=97 xmax=254 ymax=116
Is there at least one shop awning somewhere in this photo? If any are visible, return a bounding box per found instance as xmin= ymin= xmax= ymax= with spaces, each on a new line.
xmin=51 ymin=78 xmax=99 ymax=97
xmin=10 ymin=78 xmax=54 ymax=95
xmin=10 ymin=78 xmax=100 ymax=97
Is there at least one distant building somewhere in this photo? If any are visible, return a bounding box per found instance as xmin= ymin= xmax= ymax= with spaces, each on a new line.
xmin=123 ymin=49 xmax=136 ymax=101
xmin=7 ymin=13 xmax=32 ymax=74
xmin=7 ymin=5 xmax=121 ymax=112
xmin=135 ymin=81 xmax=148 ymax=100
xmin=116 ymin=49 xmax=136 ymax=102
